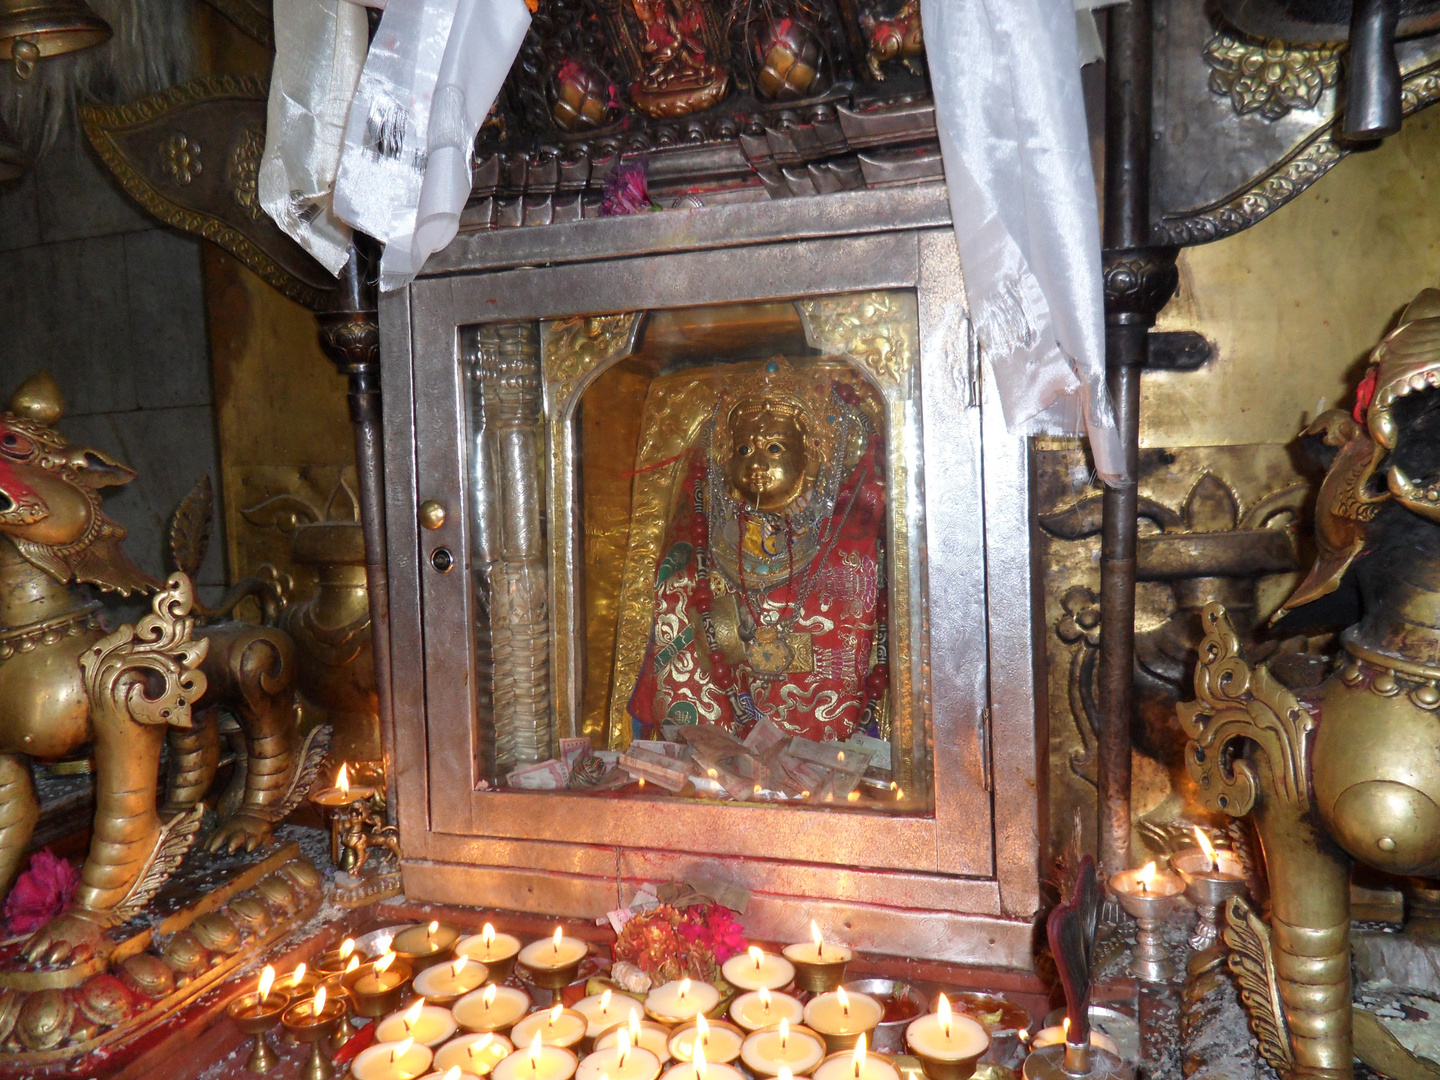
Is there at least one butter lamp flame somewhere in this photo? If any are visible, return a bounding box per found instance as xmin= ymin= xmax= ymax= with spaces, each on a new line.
xmin=340 ymin=938 xmax=355 ymax=960
xmin=445 ymin=1069 xmax=462 ymax=1080
xmin=375 ymin=952 xmax=396 ymax=976
xmin=810 ymin=921 xmax=824 ymax=959
xmin=404 ymin=997 xmax=425 ymax=1030
xmin=337 ymin=763 xmax=350 ymax=794
xmin=259 ymin=965 xmax=275 ymax=1001
xmin=937 ymin=993 xmax=951 ymax=1039
xmin=1137 ymin=862 xmax=1156 ymax=895
xmin=393 ymin=1036 xmax=414 ymax=1064
xmin=679 ymin=978 xmax=691 ymax=1001
xmin=695 ymin=1040 xmax=708 ymax=1080
xmin=484 ymin=923 xmax=496 ymax=947
xmin=1194 ymin=827 xmax=1218 ymax=872
xmin=759 ymin=987 xmax=771 ymax=1013
xmin=750 ymin=946 xmax=764 ymax=971
xmin=619 ymin=1024 xmax=631 ymax=1067
xmin=553 ymin=927 xmax=563 ymax=954
xmin=779 ymin=1018 xmax=789 ymax=1050
xmin=530 ymin=1031 xmax=544 ymax=1073
xmin=837 ymin=986 xmax=849 ymax=1017
xmin=550 ymin=1003 xmax=563 ymax=1025
xmin=312 ymin=986 xmax=326 ymax=1016
xmin=484 ymin=983 xmax=498 ymax=1008
xmin=852 ymin=1034 xmax=867 ymax=1079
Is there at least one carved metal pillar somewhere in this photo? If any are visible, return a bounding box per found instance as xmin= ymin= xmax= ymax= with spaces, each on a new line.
xmin=316 ymin=240 xmax=398 ymax=822
xmin=477 ymin=322 xmax=552 ymax=771
xmin=1099 ymin=0 xmax=1178 ymax=874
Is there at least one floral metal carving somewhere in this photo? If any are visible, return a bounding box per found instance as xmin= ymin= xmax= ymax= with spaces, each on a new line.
xmin=228 ymin=126 xmax=266 ymax=222
xmin=542 ymin=312 xmax=645 ymax=398
xmin=1204 ymin=31 xmax=1340 ymax=121
xmin=1178 ymin=603 xmax=1314 ymax=817
xmin=160 ymin=134 xmax=201 ymax=185
xmin=1155 ymin=58 xmax=1440 ymax=246
xmin=796 ymin=291 xmax=917 ymax=390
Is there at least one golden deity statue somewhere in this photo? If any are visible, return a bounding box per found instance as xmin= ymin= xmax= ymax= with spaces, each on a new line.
xmin=627 ymin=359 xmax=888 ymax=744
xmin=626 ymin=0 xmax=730 ymax=117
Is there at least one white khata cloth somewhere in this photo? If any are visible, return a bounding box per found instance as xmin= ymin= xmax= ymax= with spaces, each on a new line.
xmin=259 ymin=0 xmax=368 ymax=275
xmin=922 ymin=0 xmax=1125 ymax=484
xmin=333 ymin=0 xmax=531 ymax=291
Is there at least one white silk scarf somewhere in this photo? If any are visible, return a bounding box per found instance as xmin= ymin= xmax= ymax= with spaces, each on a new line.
xmin=922 ymin=0 xmax=1125 ymax=484
xmin=332 ymin=0 xmax=530 ymax=291
xmin=259 ymin=0 xmax=368 ymax=274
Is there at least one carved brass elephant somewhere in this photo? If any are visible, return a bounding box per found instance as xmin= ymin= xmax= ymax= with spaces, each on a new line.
xmin=1182 ymin=291 xmax=1440 ymax=1079
xmin=0 ymin=373 xmax=316 ymax=966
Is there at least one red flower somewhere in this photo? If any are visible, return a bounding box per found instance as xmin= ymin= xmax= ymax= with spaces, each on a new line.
xmin=601 ymin=160 xmax=656 ymax=217
xmin=679 ymin=905 xmax=747 ymax=964
xmin=3 ymin=848 xmax=79 ymax=935
xmin=1354 ymin=366 xmax=1379 ymax=424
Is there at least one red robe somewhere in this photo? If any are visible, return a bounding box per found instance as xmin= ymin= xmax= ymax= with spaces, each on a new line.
xmin=629 ymin=440 xmax=885 ymax=743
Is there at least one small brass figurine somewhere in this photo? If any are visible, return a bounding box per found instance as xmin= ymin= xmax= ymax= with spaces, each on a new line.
xmin=336 ymin=795 xmax=400 ymax=875
xmin=1181 ymin=290 xmax=1440 ymax=1080
xmin=0 ymin=373 xmax=313 ymax=967
xmin=626 ymin=0 xmax=730 ymax=117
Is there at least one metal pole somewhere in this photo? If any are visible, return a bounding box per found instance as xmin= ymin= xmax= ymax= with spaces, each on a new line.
xmin=1099 ymin=0 xmax=1176 ymax=875
xmin=317 ymin=238 xmax=398 ymax=825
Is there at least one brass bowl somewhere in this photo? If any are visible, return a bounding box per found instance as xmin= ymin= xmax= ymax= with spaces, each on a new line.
xmin=520 ymin=958 xmax=583 ymax=991
xmin=346 ymin=959 xmax=413 ymax=1018
xmin=789 ymin=957 xmax=849 ymax=994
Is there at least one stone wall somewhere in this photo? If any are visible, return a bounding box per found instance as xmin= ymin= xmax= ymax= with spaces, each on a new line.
xmin=0 ymin=126 xmax=223 ymax=624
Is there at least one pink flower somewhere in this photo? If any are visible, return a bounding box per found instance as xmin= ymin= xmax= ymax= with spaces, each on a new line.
xmin=680 ymin=905 xmax=747 ymax=963
xmin=601 ymin=159 xmax=656 ymax=217
xmin=3 ymin=848 xmax=79 ymax=935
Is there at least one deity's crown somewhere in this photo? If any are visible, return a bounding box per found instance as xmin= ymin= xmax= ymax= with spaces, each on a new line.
xmin=714 ymin=356 xmax=844 ymax=469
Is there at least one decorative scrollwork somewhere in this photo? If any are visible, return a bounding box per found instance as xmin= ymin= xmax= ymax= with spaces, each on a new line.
xmin=80 ymin=574 xmax=209 ymax=730
xmin=1225 ymin=894 xmax=1294 ymax=1073
xmin=106 ymin=805 xmax=206 ymax=925
xmin=1178 ymin=603 xmax=1314 ymax=816
xmin=542 ymin=312 xmax=645 ymax=400
xmin=227 ymin=127 xmax=266 ymax=222
xmin=1204 ymin=31 xmax=1341 ymax=121
xmin=796 ymin=292 xmax=918 ymax=390
xmin=255 ymin=724 xmax=332 ymax=824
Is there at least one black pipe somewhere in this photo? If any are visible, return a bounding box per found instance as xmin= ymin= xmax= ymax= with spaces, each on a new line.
xmin=1345 ymin=0 xmax=1403 ymax=140
xmin=318 ymin=238 xmax=398 ymax=827
xmin=1099 ymin=0 xmax=1177 ymax=875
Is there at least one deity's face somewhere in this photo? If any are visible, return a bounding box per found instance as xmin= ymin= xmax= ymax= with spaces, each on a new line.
xmin=725 ymin=402 xmax=808 ymax=512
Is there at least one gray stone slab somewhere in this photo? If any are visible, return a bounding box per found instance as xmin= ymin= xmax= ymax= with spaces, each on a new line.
xmin=33 ymin=128 xmax=152 ymax=245
xmin=0 ymin=172 xmax=41 ymax=252
xmin=0 ymin=244 xmax=54 ymax=393
xmin=36 ymin=234 xmax=138 ymax=416
xmin=124 ymin=230 xmax=211 ymax=409
xmin=1355 ymin=929 xmax=1440 ymax=994
xmin=58 ymin=405 xmax=226 ymax=591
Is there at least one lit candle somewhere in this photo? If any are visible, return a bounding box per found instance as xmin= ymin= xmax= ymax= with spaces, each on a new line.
xmin=576 ymin=989 xmax=645 ymax=1038
xmin=378 ymin=999 xmax=460 ymax=1048
xmin=355 ymin=953 xmax=406 ymax=996
xmin=278 ymin=961 xmax=313 ymax=994
xmin=415 ymin=956 xmax=490 ymax=1002
xmin=249 ymin=964 xmax=285 ymax=1011
xmin=659 ymin=1040 xmax=745 ymax=1080
xmin=576 ymin=1027 xmax=663 ymax=1080
xmin=455 ymin=984 xmax=535 ymax=1034
xmin=812 ymin=1037 xmax=899 ymax=1080
xmin=518 ymin=929 xmax=588 ymax=973
xmin=1029 ymin=1019 xmax=1119 ymax=1058
xmin=730 ymin=988 xmax=804 ymax=1032
xmin=353 ymin=1036 xmax=436 ymax=1080
xmin=596 ymin=1015 xmax=673 ymax=1064
xmin=395 ymin=921 xmax=461 ymax=967
xmin=458 ymin=924 xmax=525 ymax=968
xmin=668 ymin=1016 xmax=745 ymax=1065
xmin=782 ymin=924 xmax=852 ymax=967
xmin=803 ymin=989 xmax=883 ymax=1039
xmin=511 ymin=1005 xmax=588 ymax=1050
xmin=646 ymin=979 xmax=721 ymax=1023
xmin=721 ymin=948 xmax=796 ymax=992
xmin=1109 ymin=862 xmax=1184 ymax=900
xmin=904 ymin=996 xmax=989 ymax=1063
xmin=435 ymin=1033 xmax=515 ymax=1077
xmin=740 ymin=1020 xmax=826 ymax=1077
xmin=492 ymin=1033 xmax=579 ymax=1080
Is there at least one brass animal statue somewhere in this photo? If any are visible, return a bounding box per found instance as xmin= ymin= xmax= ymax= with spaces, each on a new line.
xmin=0 ymin=373 xmax=317 ymax=967
xmin=860 ymin=0 xmax=923 ymax=80
xmin=1182 ymin=290 xmax=1440 ymax=1080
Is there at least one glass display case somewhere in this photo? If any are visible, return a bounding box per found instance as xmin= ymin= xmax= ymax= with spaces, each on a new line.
xmin=380 ymin=185 xmax=1046 ymax=965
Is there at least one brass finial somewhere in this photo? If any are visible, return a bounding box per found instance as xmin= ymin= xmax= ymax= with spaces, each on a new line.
xmin=9 ymin=371 xmax=63 ymax=425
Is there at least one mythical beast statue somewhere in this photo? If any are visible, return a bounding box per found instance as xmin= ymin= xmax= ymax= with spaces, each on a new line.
xmin=0 ymin=372 xmax=319 ymax=968
xmin=1182 ymin=289 xmax=1440 ymax=1079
